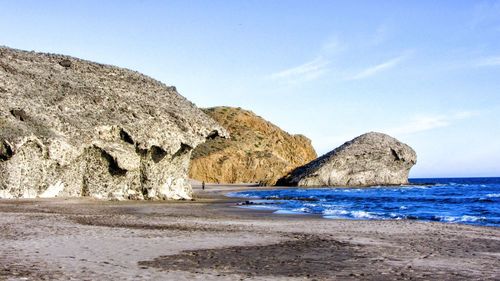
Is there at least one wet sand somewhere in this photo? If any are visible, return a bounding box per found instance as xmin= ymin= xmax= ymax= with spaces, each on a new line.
xmin=1 ymin=183 xmax=499 ymax=280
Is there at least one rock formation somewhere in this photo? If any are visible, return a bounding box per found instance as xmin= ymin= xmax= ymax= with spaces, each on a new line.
xmin=0 ymin=46 xmax=227 ymax=200
xmin=276 ymin=132 xmax=416 ymax=187
xmin=189 ymin=107 xmax=317 ymax=185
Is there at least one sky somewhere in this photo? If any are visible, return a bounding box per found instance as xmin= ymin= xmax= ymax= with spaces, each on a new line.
xmin=1 ymin=0 xmax=499 ymax=178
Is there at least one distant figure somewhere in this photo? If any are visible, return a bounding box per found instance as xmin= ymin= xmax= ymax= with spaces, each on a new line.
xmin=202 ymin=181 xmax=205 ymax=190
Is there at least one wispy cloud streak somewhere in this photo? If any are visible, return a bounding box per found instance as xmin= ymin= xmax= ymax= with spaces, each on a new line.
xmin=267 ymin=37 xmax=342 ymax=84
xmin=268 ymin=57 xmax=330 ymax=84
xmin=347 ymin=55 xmax=404 ymax=80
xmin=382 ymin=112 xmax=474 ymax=135
xmin=314 ymin=111 xmax=475 ymax=155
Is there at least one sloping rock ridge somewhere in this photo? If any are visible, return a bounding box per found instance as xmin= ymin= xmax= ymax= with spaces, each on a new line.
xmin=0 ymin=46 xmax=227 ymax=200
xmin=189 ymin=106 xmax=317 ymax=186
xmin=277 ymin=132 xmax=416 ymax=187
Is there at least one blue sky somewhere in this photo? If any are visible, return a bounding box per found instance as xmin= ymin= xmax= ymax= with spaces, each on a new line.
xmin=1 ymin=1 xmax=499 ymax=177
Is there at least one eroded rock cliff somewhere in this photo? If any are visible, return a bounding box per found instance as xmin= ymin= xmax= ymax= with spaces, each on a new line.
xmin=189 ymin=107 xmax=317 ymax=185
xmin=277 ymin=132 xmax=416 ymax=187
xmin=0 ymin=46 xmax=227 ymax=200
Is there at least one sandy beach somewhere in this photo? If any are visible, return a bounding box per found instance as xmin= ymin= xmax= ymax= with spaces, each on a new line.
xmin=1 ymin=183 xmax=499 ymax=280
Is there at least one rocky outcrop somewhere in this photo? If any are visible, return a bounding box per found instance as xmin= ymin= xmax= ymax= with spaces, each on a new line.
xmin=276 ymin=132 xmax=416 ymax=187
xmin=0 ymin=46 xmax=227 ymax=200
xmin=189 ymin=107 xmax=317 ymax=185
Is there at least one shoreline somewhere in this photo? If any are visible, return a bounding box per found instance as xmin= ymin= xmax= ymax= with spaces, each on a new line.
xmin=213 ymin=181 xmax=499 ymax=228
xmin=1 ymin=184 xmax=499 ymax=280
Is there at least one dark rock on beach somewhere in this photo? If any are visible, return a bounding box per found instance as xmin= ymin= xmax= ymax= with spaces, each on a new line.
xmin=277 ymin=132 xmax=417 ymax=187
xmin=0 ymin=46 xmax=227 ymax=200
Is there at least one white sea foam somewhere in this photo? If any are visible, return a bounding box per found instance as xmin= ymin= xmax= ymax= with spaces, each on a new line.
xmin=303 ymin=203 xmax=319 ymax=208
xmin=460 ymin=215 xmax=485 ymax=222
xmin=389 ymin=213 xmax=405 ymax=220
xmin=323 ymin=209 xmax=349 ymax=216
xmin=439 ymin=216 xmax=456 ymax=222
xmin=340 ymin=189 xmax=363 ymax=192
xmin=323 ymin=209 xmax=379 ymax=219
xmin=403 ymin=185 xmax=430 ymax=190
xmin=350 ymin=210 xmax=379 ymax=219
xmin=439 ymin=215 xmax=485 ymax=223
xmin=226 ymin=192 xmax=260 ymax=199
xmin=486 ymin=193 xmax=500 ymax=198
xmin=292 ymin=207 xmax=311 ymax=213
xmin=243 ymin=205 xmax=280 ymax=210
xmin=400 ymin=206 xmax=408 ymax=210
xmin=274 ymin=209 xmax=307 ymax=215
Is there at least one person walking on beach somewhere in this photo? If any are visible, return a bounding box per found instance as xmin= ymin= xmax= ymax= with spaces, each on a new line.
xmin=202 ymin=181 xmax=205 ymax=190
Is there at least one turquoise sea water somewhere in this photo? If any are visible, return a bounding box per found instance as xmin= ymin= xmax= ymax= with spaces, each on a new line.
xmin=228 ymin=177 xmax=500 ymax=227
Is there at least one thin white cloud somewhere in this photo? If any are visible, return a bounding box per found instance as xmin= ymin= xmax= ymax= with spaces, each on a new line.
xmin=313 ymin=111 xmax=476 ymax=155
xmin=476 ymin=56 xmax=500 ymax=67
xmin=267 ymin=36 xmax=343 ymax=85
xmin=382 ymin=112 xmax=475 ymax=135
xmin=268 ymin=33 xmax=408 ymax=84
xmin=347 ymin=55 xmax=404 ymax=80
xmin=268 ymin=57 xmax=330 ymax=84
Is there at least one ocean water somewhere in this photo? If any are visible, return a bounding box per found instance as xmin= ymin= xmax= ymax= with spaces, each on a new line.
xmin=228 ymin=177 xmax=500 ymax=227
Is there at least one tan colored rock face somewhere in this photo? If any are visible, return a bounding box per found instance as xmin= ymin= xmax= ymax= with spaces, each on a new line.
xmin=277 ymin=132 xmax=417 ymax=187
xmin=0 ymin=46 xmax=227 ymax=200
xmin=189 ymin=107 xmax=317 ymax=185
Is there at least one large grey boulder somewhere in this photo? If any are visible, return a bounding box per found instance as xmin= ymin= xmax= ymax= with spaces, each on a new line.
xmin=276 ymin=132 xmax=416 ymax=187
xmin=0 ymin=46 xmax=228 ymax=200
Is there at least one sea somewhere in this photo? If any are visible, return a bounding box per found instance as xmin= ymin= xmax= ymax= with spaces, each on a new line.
xmin=228 ymin=177 xmax=500 ymax=227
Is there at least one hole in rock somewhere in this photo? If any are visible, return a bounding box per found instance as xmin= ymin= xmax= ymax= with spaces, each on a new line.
xmin=391 ymin=149 xmax=400 ymax=161
xmin=151 ymin=146 xmax=167 ymax=163
xmin=206 ymin=130 xmax=219 ymax=139
xmin=120 ymin=129 xmax=134 ymax=144
xmin=173 ymin=143 xmax=192 ymax=158
xmin=10 ymin=109 xmax=28 ymax=121
xmin=0 ymin=141 xmax=13 ymax=161
xmin=101 ymin=150 xmax=127 ymax=176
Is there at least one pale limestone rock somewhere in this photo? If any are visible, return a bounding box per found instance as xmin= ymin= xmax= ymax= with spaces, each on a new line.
xmin=277 ymin=132 xmax=417 ymax=187
xmin=39 ymin=181 xmax=65 ymax=198
xmin=0 ymin=46 xmax=227 ymax=200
